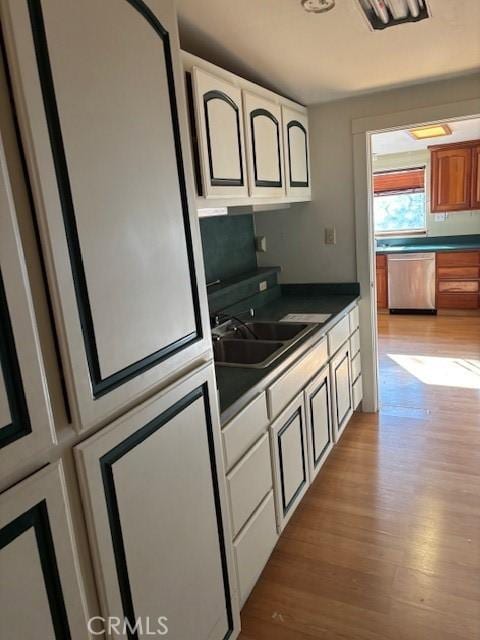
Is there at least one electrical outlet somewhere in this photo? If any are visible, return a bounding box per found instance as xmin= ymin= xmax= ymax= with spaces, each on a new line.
xmin=255 ymin=235 xmax=267 ymax=252
xmin=259 ymin=280 xmax=268 ymax=292
xmin=325 ymin=226 xmax=336 ymax=245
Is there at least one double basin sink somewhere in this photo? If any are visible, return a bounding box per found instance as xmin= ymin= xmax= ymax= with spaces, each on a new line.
xmin=212 ymin=321 xmax=317 ymax=368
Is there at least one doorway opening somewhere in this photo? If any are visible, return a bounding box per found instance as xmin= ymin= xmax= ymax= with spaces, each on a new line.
xmin=368 ymin=117 xmax=480 ymax=415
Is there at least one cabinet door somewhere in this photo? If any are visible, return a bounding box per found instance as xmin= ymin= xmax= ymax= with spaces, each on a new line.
xmin=2 ymin=0 xmax=210 ymax=431
xmin=75 ymin=364 xmax=240 ymax=640
xmin=192 ymin=67 xmax=248 ymax=198
xmin=431 ymin=146 xmax=472 ymax=212
xmin=282 ymin=106 xmax=311 ymax=199
xmin=330 ymin=342 xmax=353 ymax=442
xmin=304 ymin=366 xmax=333 ymax=483
xmin=376 ymin=267 xmax=388 ymax=309
xmin=270 ymin=393 xmax=309 ymax=532
xmin=0 ymin=131 xmax=54 ymax=481
xmin=0 ymin=462 xmax=92 ymax=639
xmin=243 ymin=92 xmax=284 ymax=198
xmin=471 ymin=144 xmax=480 ymax=210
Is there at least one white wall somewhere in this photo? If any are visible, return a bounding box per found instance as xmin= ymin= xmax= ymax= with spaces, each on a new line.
xmin=372 ymin=149 xmax=480 ymax=238
xmin=255 ymin=72 xmax=480 ymax=283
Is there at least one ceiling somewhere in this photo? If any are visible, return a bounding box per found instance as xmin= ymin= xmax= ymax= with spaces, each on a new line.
xmin=371 ymin=117 xmax=480 ymax=155
xmin=176 ymin=0 xmax=480 ymax=105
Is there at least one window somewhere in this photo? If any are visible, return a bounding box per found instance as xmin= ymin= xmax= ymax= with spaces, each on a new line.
xmin=373 ymin=168 xmax=426 ymax=235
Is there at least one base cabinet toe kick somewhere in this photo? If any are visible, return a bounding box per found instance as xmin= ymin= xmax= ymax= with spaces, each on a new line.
xmin=221 ymin=302 xmax=363 ymax=606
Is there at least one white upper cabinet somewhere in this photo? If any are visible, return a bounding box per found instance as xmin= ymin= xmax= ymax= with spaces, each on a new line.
xmin=0 ymin=462 xmax=93 ymax=639
xmin=282 ymin=106 xmax=311 ymax=199
xmin=243 ymin=92 xmax=285 ymax=198
xmin=75 ymin=364 xmax=240 ymax=640
xmin=2 ymin=0 xmax=210 ymax=431
xmin=191 ymin=67 xmax=248 ymax=199
xmin=0 ymin=130 xmax=54 ymax=481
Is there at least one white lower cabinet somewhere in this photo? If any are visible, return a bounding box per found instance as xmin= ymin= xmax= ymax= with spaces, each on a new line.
xmin=233 ymin=490 xmax=277 ymax=607
xmin=75 ymin=365 xmax=240 ymax=640
xmin=304 ymin=366 xmax=333 ymax=482
xmin=270 ymin=393 xmax=309 ymax=532
xmin=330 ymin=342 xmax=353 ymax=442
xmin=222 ymin=392 xmax=269 ymax=471
xmin=353 ymin=375 xmax=363 ymax=410
xmin=0 ymin=462 xmax=92 ymax=639
xmin=227 ymin=432 xmax=272 ymax=537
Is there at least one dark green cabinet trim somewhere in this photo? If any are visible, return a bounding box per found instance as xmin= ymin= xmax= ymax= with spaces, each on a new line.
xmin=0 ymin=499 xmax=71 ymax=639
xmin=0 ymin=270 xmax=31 ymax=449
xmin=27 ymin=0 xmax=202 ymax=399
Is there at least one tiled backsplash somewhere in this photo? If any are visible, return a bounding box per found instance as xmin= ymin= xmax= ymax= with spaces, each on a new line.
xmin=200 ymin=214 xmax=257 ymax=285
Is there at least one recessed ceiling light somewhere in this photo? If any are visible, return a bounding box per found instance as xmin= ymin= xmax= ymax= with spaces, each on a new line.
xmin=409 ymin=124 xmax=452 ymax=140
xmin=301 ymin=0 xmax=336 ymax=14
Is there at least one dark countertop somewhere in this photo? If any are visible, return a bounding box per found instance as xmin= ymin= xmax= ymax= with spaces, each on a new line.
xmin=376 ymin=234 xmax=480 ymax=255
xmin=215 ymin=293 xmax=359 ymax=424
xmin=377 ymin=241 xmax=480 ymax=254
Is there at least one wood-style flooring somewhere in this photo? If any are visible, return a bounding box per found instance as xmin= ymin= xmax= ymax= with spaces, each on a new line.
xmin=239 ymin=314 xmax=480 ymax=640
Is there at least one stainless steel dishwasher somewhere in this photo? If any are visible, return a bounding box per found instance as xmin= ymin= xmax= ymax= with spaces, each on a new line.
xmin=387 ymin=252 xmax=436 ymax=312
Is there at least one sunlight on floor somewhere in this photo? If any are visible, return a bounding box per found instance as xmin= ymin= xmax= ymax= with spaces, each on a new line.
xmin=388 ymin=354 xmax=480 ymax=389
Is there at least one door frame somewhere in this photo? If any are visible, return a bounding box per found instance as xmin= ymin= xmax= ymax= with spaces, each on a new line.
xmin=352 ymin=98 xmax=480 ymax=413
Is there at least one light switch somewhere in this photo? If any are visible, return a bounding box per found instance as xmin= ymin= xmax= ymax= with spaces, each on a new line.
xmin=325 ymin=226 xmax=336 ymax=245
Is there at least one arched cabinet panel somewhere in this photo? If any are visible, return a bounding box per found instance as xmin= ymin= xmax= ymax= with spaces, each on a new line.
xmin=192 ymin=67 xmax=248 ymax=198
xmin=0 ymin=127 xmax=54 ymax=482
xmin=282 ymin=106 xmax=311 ymax=199
xmin=243 ymin=92 xmax=284 ymax=197
xmin=2 ymin=0 xmax=210 ymax=431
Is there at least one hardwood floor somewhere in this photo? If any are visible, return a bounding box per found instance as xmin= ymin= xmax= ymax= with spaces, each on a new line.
xmin=239 ymin=314 xmax=480 ymax=640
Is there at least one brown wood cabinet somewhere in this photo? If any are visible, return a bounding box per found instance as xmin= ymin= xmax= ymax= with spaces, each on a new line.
xmin=430 ymin=140 xmax=480 ymax=212
xmin=436 ymin=251 xmax=480 ymax=309
xmin=376 ymin=254 xmax=388 ymax=309
xmin=471 ymin=145 xmax=480 ymax=210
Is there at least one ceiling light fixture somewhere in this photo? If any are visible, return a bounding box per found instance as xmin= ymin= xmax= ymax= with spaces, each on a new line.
xmin=301 ymin=0 xmax=336 ymax=14
xmin=357 ymin=0 xmax=430 ymax=30
xmin=409 ymin=124 xmax=453 ymax=140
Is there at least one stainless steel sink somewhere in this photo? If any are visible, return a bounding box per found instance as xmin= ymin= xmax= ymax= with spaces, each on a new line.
xmin=220 ymin=321 xmax=314 ymax=342
xmin=212 ymin=320 xmax=319 ymax=368
xmin=213 ymin=339 xmax=285 ymax=368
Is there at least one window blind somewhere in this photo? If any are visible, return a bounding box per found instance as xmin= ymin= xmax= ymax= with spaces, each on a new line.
xmin=373 ymin=168 xmax=425 ymax=194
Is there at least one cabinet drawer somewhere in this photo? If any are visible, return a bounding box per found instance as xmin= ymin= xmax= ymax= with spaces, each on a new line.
xmin=437 ymin=251 xmax=479 ymax=267
xmin=348 ymin=305 xmax=359 ymax=333
xmin=233 ymin=491 xmax=277 ymax=606
xmin=350 ymin=328 xmax=361 ymax=357
xmin=267 ymin=338 xmax=328 ymax=419
xmin=351 ymin=352 xmax=361 ymax=383
xmin=328 ymin=314 xmax=350 ymax=357
xmin=227 ymin=433 xmax=272 ymax=537
xmin=437 ymin=293 xmax=479 ymax=309
xmin=438 ymin=280 xmax=478 ymax=293
xmin=353 ymin=376 xmax=363 ymax=410
xmin=222 ymin=393 xmax=269 ymax=471
xmin=437 ymin=266 xmax=479 ymax=279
